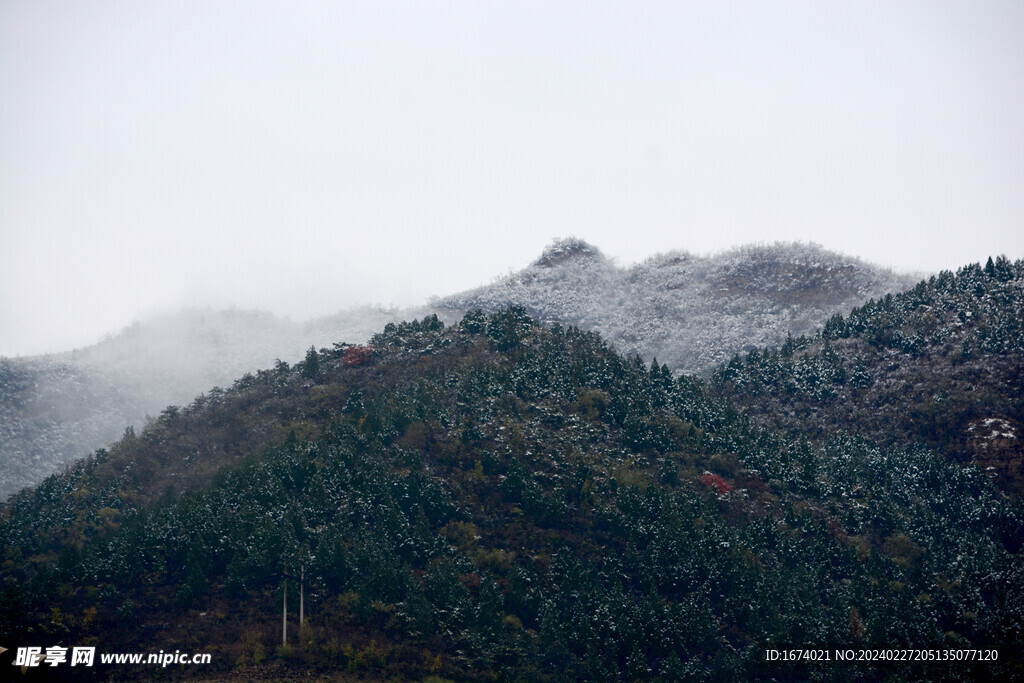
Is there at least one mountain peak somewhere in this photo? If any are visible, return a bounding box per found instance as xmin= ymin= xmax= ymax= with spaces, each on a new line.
xmin=532 ymin=238 xmax=603 ymax=268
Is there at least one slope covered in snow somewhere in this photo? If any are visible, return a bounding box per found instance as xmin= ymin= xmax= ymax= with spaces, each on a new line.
xmin=438 ymin=238 xmax=918 ymax=375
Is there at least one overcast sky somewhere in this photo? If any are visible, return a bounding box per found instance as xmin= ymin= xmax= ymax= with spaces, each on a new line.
xmin=2 ymin=1 xmax=1022 ymax=357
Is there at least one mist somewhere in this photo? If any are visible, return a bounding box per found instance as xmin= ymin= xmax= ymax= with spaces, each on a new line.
xmin=3 ymin=1 xmax=1023 ymax=358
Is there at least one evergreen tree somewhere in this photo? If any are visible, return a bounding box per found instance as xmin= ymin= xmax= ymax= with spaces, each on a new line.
xmin=301 ymin=345 xmax=320 ymax=380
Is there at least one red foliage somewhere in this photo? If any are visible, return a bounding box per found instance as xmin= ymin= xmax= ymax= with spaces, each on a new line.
xmin=343 ymin=345 xmax=375 ymax=367
xmin=699 ymin=472 xmax=733 ymax=494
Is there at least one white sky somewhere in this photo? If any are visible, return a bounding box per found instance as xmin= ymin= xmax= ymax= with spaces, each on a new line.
xmin=2 ymin=1 xmax=1022 ymax=357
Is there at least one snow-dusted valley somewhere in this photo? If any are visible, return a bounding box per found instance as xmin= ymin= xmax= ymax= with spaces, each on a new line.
xmin=0 ymin=240 xmax=914 ymax=499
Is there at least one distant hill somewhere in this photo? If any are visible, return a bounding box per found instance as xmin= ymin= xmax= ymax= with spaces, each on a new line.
xmin=436 ymin=238 xmax=918 ymax=376
xmin=711 ymin=255 xmax=1024 ymax=493
xmin=0 ymin=306 xmax=427 ymax=499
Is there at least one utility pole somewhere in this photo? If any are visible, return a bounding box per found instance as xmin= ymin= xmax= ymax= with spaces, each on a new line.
xmin=282 ymin=562 xmax=288 ymax=645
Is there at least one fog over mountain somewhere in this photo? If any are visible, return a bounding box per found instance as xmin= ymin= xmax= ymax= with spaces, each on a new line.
xmin=0 ymin=240 xmax=916 ymax=500
xmin=4 ymin=2 xmax=1022 ymax=362
xmin=0 ymin=306 xmax=436 ymax=499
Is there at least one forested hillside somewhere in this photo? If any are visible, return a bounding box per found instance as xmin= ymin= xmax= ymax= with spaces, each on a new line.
xmin=2 ymin=307 xmax=1020 ymax=681
xmin=713 ymin=256 xmax=1024 ymax=493
xmin=0 ymin=240 xmax=912 ymax=501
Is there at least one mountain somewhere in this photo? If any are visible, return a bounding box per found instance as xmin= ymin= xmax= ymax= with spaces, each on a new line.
xmin=0 ymin=306 xmax=433 ymax=500
xmin=1 ymin=307 xmax=1020 ymax=681
xmin=712 ymin=256 xmax=1024 ymax=493
xmin=1 ymin=240 xmax=913 ymax=501
xmin=436 ymin=238 xmax=918 ymax=376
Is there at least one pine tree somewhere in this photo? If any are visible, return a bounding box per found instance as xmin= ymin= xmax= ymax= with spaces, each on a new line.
xmin=302 ymin=345 xmax=320 ymax=380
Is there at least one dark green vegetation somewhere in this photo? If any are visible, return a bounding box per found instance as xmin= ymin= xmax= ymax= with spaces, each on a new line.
xmin=2 ymin=299 xmax=1022 ymax=680
xmin=714 ymin=256 xmax=1024 ymax=494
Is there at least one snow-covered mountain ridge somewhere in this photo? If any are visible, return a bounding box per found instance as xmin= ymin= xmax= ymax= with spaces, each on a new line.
xmin=437 ymin=238 xmax=918 ymax=375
